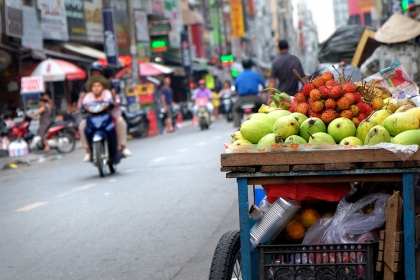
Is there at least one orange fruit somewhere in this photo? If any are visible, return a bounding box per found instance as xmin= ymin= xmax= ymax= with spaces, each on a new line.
xmin=286 ymin=219 xmax=306 ymax=240
xmin=300 ymin=208 xmax=320 ymax=228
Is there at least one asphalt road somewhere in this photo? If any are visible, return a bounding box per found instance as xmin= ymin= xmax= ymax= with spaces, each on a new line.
xmin=0 ymin=119 xmax=241 ymax=280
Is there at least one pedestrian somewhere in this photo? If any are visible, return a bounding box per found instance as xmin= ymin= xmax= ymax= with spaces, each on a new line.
xmin=161 ymin=77 xmax=175 ymax=133
xmin=31 ymin=97 xmax=52 ymax=153
xmin=360 ymin=13 xmax=420 ymax=86
xmin=79 ymin=75 xmax=131 ymax=162
xmin=232 ymin=59 xmax=265 ymax=127
xmin=211 ymin=88 xmax=220 ymax=120
xmin=192 ymin=79 xmax=213 ymax=124
xmin=269 ymin=39 xmax=306 ymax=98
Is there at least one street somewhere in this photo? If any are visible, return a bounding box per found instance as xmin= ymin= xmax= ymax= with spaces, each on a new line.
xmin=0 ymin=120 xmax=240 ymax=280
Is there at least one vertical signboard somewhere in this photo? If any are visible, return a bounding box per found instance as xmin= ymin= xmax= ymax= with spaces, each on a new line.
xmin=65 ymin=0 xmax=87 ymax=40
xmin=134 ymin=10 xmax=149 ymax=42
xmin=102 ymin=9 xmax=119 ymax=67
xmin=5 ymin=0 xmax=23 ymax=38
xmin=230 ymin=0 xmax=245 ymax=37
xmin=181 ymin=32 xmax=191 ymax=75
xmin=84 ymin=0 xmax=103 ymax=42
xmin=22 ymin=6 xmax=43 ymax=50
xmin=37 ymin=0 xmax=69 ymax=41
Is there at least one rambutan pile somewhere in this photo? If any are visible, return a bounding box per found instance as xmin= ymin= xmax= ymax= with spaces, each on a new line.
xmin=289 ymin=70 xmax=373 ymax=126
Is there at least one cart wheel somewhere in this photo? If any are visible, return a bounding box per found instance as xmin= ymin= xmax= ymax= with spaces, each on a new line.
xmin=209 ymin=230 xmax=241 ymax=280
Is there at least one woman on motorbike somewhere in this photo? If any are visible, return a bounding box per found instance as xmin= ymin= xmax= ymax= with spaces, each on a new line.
xmin=78 ymin=76 xmax=131 ymax=162
xmin=192 ymin=79 xmax=214 ymax=123
xmin=31 ymin=97 xmax=52 ymax=152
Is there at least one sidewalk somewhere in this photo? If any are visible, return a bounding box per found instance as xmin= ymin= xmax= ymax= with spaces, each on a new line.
xmin=0 ymin=150 xmax=65 ymax=170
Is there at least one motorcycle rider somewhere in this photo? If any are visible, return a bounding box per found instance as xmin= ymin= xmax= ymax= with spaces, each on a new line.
xmin=79 ymin=75 xmax=131 ymax=162
xmin=192 ymin=79 xmax=214 ymax=123
xmin=232 ymin=59 xmax=265 ymax=126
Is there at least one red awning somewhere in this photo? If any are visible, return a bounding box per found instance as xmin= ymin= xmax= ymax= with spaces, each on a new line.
xmin=114 ymin=63 xmax=174 ymax=79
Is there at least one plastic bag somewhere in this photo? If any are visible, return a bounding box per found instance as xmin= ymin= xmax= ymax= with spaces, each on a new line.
xmin=303 ymin=193 xmax=390 ymax=244
xmin=364 ymin=60 xmax=419 ymax=99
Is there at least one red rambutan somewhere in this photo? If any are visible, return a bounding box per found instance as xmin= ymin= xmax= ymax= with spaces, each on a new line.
xmin=343 ymin=92 xmax=356 ymax=104
xmin=340 ymin=110 xmax=354 ymax=120
xmin=330 ymin=86 xmax=344 ymax=99
xmin=309 ymin=110 xmax=322 ymax=118
xmin=302 ymin=83 xmax=315 ymax=96
xmin=325 ymin=80 xmax=336 ymax=87
xmin=309 ymin=89 xmax=322 ymax=101
xmin=354 ymin=93 xmax=362 ymax=103
xmin=325 ymin=98 xmax=337 ymax=110
xmin=294 ymin=92 xmax=306 ymax=103
xmin=312 ymin=77 xmax=326 ymax=88
xmin=322 ymin=72 xmax=335 ymax=82
xmin=311 ymin=100 xmax=324 ymax=113
xmin=289 ymin=102 xmax=298 ymax=112
xmin=318 ymin=86 xmax=330 ymax=98
xmin=321 ymin=110 xmax=338 ymax=124
xmin=337 ymin=97 xmax=352 ymax=110
xmin=357 ymin=102 xmax=366 ymax=114
xmin=357 ymin=113 xmax=366 ymax=122
xmin=342 ymin=82 xmax=356 ymax=93
xmin=296 ymin=102 xmax=309 ymax=115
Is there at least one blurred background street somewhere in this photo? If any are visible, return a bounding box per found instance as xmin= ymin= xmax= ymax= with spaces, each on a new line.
xmin=0 ymin=120 xmax=239 ymax=280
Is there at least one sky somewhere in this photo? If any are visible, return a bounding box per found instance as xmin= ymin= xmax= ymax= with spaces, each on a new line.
xmin=292 ymin=0 xmax=337 ymax=43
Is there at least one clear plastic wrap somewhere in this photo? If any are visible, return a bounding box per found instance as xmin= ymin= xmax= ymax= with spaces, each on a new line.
xmin=302 ymin=193 xmax=390 ymax=244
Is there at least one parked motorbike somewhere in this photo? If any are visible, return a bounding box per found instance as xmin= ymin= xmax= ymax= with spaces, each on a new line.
xmin=121 ymin=106 xmax=150 ymax=138
xmin=84 ymin=101 xmax=120 ymax=177
xmin=0 ymin=113 xmax=33 ymax=143
xmin=30 ymin=118 xmax=76 ymax=153
xmin=196 ymin=98 xmax=212 ymax=130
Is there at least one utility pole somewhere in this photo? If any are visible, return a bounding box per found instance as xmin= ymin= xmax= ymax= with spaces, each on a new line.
xmin=127 ymin=0 xmax=140 ymax=84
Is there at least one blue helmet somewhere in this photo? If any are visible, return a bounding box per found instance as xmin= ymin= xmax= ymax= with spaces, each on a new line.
xmin=90 ymin=62 xmax=104 ymax=72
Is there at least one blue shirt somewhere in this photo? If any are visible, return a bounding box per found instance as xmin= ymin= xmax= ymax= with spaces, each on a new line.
xmin=161 ymin=87 xmax=173 ymax=105
xmin=234 ymin=69 xmax=265 ymax=96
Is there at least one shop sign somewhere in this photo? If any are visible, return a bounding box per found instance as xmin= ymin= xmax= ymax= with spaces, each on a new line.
xmin=230 ymin=0 xmax=245 ymax=37
xmin=151 ymin=0 xmax=164 ymax=15
xmin=150 ymin=37 xmax=168 ymax=53
xmin=22 ymin=6 xmax=43 ymax=50
xmin=102 ymin=9 xmax=119 ymax=67
xmin=134 ymin=10 xmax=149 ymax=42
xmin=65 ymin=0 xmax=87 ymax=40
xmin=5 ymin=0 xmax=23 ymax=38
xmin=21 ymin=76 xmax=45 ymax=94
xmin=180 ymin=32 xmax=191 ymax=74
xmin=0 ymin=49 xmax=11 ymax=71
xmin=84 ymin=0 xmax=104 ymax=43
xmin=37 ymin=0 xmax=69 ymax=41
xmin=148 ymin=20 xmax=172 ymax=36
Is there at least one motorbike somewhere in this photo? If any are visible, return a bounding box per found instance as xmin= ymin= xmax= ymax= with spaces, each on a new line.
xmin=121 ymin=106 xmax=150 ymax=138
xmin=219 ymin=93 xmax=235 ymax=122
xmin=30 ymin=118 xmax=77 ymax=153
xmin=84 ymin=101 xmax=120 ymax=177
xmin=1 ymin=113 xmax=33 ymax=143
xmin=196 ymin=97 xmax=212 ymax=130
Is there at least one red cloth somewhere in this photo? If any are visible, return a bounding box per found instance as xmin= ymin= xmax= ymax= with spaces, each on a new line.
xmin=262 ymin=183 xmax=351 ymax=204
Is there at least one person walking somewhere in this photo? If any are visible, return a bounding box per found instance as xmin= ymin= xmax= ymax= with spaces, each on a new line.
xmin=360 ymin=13 xmax=420 ymax=86
xmin=161 ymin=77 xmax=175 ymax=133
xmin=269 ymin=39 xmax=306 ymax=98
xmin=232 ymin=59 xmax=265 ymax=126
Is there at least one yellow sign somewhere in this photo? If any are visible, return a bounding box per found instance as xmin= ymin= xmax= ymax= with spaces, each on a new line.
xmin=230 ymin=0 xmax=245 ymax=37
xmin=126 ymin=86 xmax=139 ymax=97
xmin=137 ymin=83 xmax=155 ymax=95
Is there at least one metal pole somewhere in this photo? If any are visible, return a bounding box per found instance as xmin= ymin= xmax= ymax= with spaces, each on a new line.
xmin=127 ymin=1 xmax=139 ymax=84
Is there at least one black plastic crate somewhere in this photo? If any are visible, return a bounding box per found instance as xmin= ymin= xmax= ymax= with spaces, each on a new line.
xmin=258 ymin=243 xmax=378 ymax=280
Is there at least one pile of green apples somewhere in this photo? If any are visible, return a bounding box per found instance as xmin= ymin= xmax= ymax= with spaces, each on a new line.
xmin=231 ymin=107 xmax=420 ymax=147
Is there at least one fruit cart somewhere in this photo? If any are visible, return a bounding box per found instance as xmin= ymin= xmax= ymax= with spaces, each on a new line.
xmin=211 ymin=148 xmax=419 ymax=280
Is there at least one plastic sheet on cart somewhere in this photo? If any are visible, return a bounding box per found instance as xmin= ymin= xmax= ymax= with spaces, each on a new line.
xmin=224 ymin=143 xmax=418 ymax=161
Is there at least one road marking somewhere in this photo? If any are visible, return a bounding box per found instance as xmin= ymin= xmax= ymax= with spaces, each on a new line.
xmin=104 ymin=192 xmax=111 ymax=196
xmin=74 ymin=183 xmax=97 ymax=191
xmin=213 ymin=136 xmax=222 ymax=140
xmin=108 ymin=179 xmax=117 ymax=182
xmin=15 ymin=201 xmax=48 ymax=212
xmin=151 ymin=157 xmax=166 ymax=163
xmin=122 ymin=169 xmax=136 ymax=174
xmin=197 ymin=141 xmax=208 ymax=146
xmin=178 ymin=148 xmax=188 ymax=153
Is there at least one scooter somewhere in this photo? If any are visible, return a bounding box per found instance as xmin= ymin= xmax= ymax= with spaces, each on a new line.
xmin=30 ymin=118 xmax=76 ymax=153
xmin=84 ymin=101 xmax=120 ymax=177
xmin=196 ymin=98 xmax=212 ymax=130
xmin=121 ymin=106 xmax=150 ymax=138
xmin=1 ymin=113 xmax=33 ymax=143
